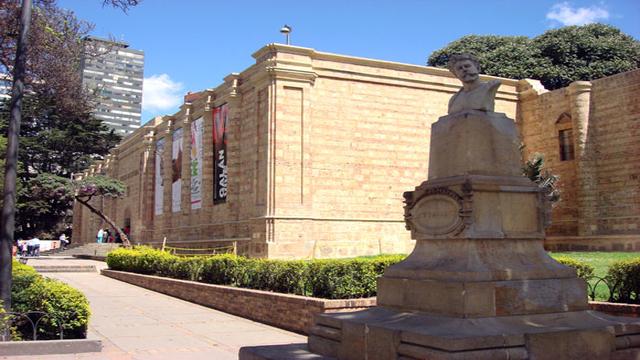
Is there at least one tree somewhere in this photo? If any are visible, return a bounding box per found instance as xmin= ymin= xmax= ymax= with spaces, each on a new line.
xmin=0 ymin=0 xmax=140 ymax=317
xmin=1 ymin=0 xmax=95 ymax=116
xmin=428 ymin=24 xmax=640 ymax=90
xmin=0 ymin=0 xmax=123 ymax=238
xmin=29 ymin=173 xmax=131 ymax=247
xmin=0 ymin=88 xmax=121 ymax=238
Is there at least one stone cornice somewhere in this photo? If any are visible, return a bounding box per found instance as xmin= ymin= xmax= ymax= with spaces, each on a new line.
xmin=517 ymin=79 xmax=547 ymax=101
xmin=252 ymin=43 xmax=521 ymax=86
xmin=264 ymin=66 xmax=318 ymax=85
xmin=568 ymin=81 xmax=593 ymax=96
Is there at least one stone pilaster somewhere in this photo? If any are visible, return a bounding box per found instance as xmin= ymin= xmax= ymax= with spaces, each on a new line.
xmin=568 ymin=81 xmax=597 ymax=236
xmin=181 ymin=104 xmax=193 ymax=222
xmin=225 ymin=74 xmax=241 ymax=218
xmin=202 ymin=91 xmax=215 ymax=215
xmin=163 ymin=118 xmax=174 ymax=235
xmin=138 ymin=130 xmax=155 ymax=241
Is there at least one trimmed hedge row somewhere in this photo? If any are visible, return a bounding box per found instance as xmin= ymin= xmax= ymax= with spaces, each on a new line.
xmin=107 ymin=247 xmax=406 ymax=299
xmin=8 ymin=260 xmax=90 ymax=340
xmin=110 ymin=247 xmax=633 ymax=302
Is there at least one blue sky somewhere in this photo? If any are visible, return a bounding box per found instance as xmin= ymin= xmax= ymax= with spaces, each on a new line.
xmin=57 ymin=0 xmax=640 ymax=124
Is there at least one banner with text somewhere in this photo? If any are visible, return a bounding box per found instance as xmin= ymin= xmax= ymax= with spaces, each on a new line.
xmin=171 ymin=128 xmax=183 ymax=212
xmin=154 ymin=138 xmax=165 ymax=215
xmin=190 ymin=117 xmax=204 ymax=209
xmin=213 ymin=104 xmax=228 ymax=204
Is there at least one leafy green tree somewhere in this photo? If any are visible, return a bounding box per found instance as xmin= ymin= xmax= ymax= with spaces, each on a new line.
xmin=532 ymin=24 xmax=640 ymax=89
xmin=428 ymin=24 xmax=640 ymax=89
xmin=0 ymin=95 xmax=121 ymax=238
xmin=28 ymin=173 xmax=131 ymax=246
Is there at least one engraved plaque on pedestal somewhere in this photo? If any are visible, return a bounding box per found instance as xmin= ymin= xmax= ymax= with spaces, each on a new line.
xmin=405 ymin=188 xmax=465 ymax=238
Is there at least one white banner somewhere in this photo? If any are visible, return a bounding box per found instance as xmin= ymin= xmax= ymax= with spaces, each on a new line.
xmin=154 ymin=138 xmax=165 ymax=215
xmin=171 ymin=128 xmax=183 ymax=213
xmin=190 ymin=117 xmax=203 ymax=209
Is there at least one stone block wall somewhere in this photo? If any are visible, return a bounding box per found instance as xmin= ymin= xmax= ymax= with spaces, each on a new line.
xmin=519 ymin=69 xmax=640 ymax=241
xmin=74 ymin=44 xmax=639 ymax=257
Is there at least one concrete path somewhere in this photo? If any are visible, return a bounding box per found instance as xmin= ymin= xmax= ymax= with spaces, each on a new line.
xmin=4 ymin=257 xmax=305 ymax=360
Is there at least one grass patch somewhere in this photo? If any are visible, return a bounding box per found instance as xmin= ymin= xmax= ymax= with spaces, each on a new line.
xmin=549 ymin=252 xmax=640 ymax=301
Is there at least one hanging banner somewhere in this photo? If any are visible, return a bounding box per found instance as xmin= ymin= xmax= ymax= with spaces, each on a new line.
xmin=213 ymin=104 xmax=228 ymax=204
xmin=190 ymin=117 xmax=204 ymax=209
xmin=154 ymin=138 xmax=165 ymax=215
xmin=171 ymin=128 xmax=183 ymax=212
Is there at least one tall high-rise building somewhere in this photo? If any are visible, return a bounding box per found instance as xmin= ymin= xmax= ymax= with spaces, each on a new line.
xmin=0 ymin=73 xmax=11 ymax=102
xmin=81 ymin=36 xmax=144 ymax=136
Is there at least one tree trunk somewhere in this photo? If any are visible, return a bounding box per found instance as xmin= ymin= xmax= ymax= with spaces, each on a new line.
xmin=1 ymin=0 xmax=32 ymax=316
xmin=76 ymin=197 xmax=131 ymax=247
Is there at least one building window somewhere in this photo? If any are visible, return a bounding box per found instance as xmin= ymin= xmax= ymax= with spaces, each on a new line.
xmin=559 ymin=129 xmax=574 ymax=161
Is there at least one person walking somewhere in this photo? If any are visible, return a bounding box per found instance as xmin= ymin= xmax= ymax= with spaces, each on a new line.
xmin=96 ymin=228 xmax=104 ymax=243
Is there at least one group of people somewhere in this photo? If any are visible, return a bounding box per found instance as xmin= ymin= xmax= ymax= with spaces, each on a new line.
xmin=96 ymin=226 xmax=129 ymax=244
xmin=15 ymin=237 xmax=41 ymax=257
xmin=14 ymin=231 xmax=71 ymax=257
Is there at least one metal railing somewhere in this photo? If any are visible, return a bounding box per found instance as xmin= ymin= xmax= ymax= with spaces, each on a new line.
xmin=0 ymin=310 xmax=79 ymax=341
xmin=586 ymin=276 xmax=621 ymax=302
xmin=160 ymin=237 xmax=238 ymax=256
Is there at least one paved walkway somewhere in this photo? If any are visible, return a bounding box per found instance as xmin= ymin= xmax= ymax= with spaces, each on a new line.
xmin=5 ymin=257 xmax=305 ymax=360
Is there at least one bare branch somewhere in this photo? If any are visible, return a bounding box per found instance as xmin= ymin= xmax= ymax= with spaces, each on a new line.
xmin=101 ymin=0 xmax=142 ymax=13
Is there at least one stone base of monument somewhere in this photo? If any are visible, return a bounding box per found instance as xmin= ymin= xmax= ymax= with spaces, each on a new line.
xmin=239 ymin=106 xmax=640 ymax=360
xmin=307 ymin=308 xmax=640 ymax=360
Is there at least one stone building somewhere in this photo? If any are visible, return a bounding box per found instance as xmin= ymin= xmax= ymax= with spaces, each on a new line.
xmin=72 ymin=44 xmax=640 ymax=258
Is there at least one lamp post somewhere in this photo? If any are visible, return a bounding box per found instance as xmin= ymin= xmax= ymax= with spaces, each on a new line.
xmin=280 ymin=25 xmax=291 ymax=45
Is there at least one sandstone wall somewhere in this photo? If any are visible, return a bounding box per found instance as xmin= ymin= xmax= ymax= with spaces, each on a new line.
xmin=71 ymin=44 xmax=532 ymax=258
xmin=520 ymin=69 xmax=640 ymax=241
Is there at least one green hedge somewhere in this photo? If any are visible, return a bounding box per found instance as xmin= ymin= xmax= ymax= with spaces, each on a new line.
xmin=607 ymin=258 xmax=640 ymax=304
xmin=107 ymin=247 xmax=405 ymax=299
xmin=9 ymin=260 xmax=90 ymax=340
xmin=554 ymin=256 xmax=594 ymax=281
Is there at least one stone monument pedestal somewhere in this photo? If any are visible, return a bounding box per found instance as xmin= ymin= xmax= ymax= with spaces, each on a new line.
xmin=302 ymin=111 xmax=640 ymax=360
xmin=239 ymin=104 xmax=640 ymax=360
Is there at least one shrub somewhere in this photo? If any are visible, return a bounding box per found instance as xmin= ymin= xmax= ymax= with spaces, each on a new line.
xmin=555 ymin=256 xmax=594 ymax=281
xmin=106 ymin=249 xmax=406 ymax=299
xmin=10 ymin=260 xmax=90 ymax=340
xmin=236 ymin=259 xmax=307 ymax=295
xmin=168 ymin=257 xmax=206 ymax=281
xmin=201 ymin=254 xmax=244 ymax=285
xmin=307 ymin=255 xmax=404 ymax=299
xmin=107 ymin=246 xmax=174 ymax=275
xmin=606 ymin=258 xmax=640 ymax=304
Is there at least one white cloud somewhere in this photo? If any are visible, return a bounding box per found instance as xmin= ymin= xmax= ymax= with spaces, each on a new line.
xmin=142 ymin=74 xmax=184 ymax=113
xmin=546 ymin=2 xmax=609 ymax=26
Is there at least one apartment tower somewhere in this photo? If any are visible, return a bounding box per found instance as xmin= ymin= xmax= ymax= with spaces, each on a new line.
xmin=81 ymin=36 xmax=144 ymax=136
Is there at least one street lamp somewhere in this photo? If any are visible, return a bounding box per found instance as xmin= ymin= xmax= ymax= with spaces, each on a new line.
xmin=280 ymin=25 xmax=291 ymax=45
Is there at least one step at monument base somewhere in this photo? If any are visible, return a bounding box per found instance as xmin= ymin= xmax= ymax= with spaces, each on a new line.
xmin=306 ymin=308 xmax=640 ymax=360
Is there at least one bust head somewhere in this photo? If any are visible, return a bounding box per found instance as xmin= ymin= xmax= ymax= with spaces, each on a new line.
xmin=447 ymin=54 xmax=481 ymax=85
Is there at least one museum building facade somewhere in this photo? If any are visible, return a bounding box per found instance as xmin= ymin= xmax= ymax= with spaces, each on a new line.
xmin=72 ymin=44 xmax=640 ymax=258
